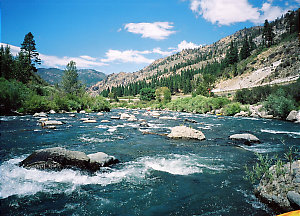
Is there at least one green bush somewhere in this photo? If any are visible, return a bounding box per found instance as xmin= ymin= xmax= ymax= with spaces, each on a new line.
xmin=264 ymin=90 xmax=295 ymax=119
xmin=223 ymin=102 xmax=241 ymax=116
xmin=140 ymin=88 xmax=155 ymax=101
xmin=91 ymin=96 xmax=110 ymax=112
xmin=0 ymin=78 xmax=31 ymax=114
xmin=22 ymin=94 xmax=50 ymax=113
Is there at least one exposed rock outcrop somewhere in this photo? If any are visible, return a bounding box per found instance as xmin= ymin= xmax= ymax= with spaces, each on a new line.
xmin=167 ymin=126 xmax=205 ymax=140
xmin=20 ymin=147 xmax=118 ymax=172
xmin=255 ymin=160 xmax=300 ymax=213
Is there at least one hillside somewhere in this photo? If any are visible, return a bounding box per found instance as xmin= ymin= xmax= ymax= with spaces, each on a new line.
xmin=37 ymin=68 xmax=106 ymax=87
xmin=89 ymin=10 xmax=299 ymax=96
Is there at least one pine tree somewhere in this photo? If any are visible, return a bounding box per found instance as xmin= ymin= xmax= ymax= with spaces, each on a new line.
xmin=225 ymin=41 xmax=238 ymax=65
xmin=21 ymin=32 xmax=41 ymax=68
xmin=239 ymin=35 xmax=250 ymax=60
xmin=263 ymin=20 xmax=274 ymax=47
xmin=61 ymin=61 xmax=81 ymax=95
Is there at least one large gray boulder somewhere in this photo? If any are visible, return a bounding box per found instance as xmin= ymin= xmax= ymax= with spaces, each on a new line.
xmin=167 ymin=126 xmax=205 ymax=140
xmin=286 ymin=110 xmax=300 ymax=123
xmin=229 ymin=133 xmax=260 ymax=145
xmin=20 ymin=147 xmax=119 ymax=172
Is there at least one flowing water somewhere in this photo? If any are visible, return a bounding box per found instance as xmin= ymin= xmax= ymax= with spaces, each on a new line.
xmin=0 ymin=109 xmax=299 ymax=215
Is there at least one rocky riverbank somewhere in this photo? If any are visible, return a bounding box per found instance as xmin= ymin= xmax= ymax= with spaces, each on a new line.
xmin=255 ymin=160 xmax=300 ymax=213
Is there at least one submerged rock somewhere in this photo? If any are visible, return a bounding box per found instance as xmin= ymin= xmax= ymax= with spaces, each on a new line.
xmin=167 ymin=126 xmax=205 ymax=140
xmin=20 ymin=147 xmax=119 ymax=172
xmin=229 ymin=133 xmax=260 ymax=145
xmin=184 ymin=118 xmax=197 ymax=123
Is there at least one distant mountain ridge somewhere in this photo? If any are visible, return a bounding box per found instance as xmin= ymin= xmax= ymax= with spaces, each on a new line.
xmin=88 ymin=10 xmax=299 ymax=95
xmin=37 ymin=68 xmax=106 ymax=87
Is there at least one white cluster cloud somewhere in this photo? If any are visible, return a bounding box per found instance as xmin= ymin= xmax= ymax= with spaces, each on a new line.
xmin=189 ymin=0 xmax=291 ymax=25
xmin=1 ymin=39 xmax=202 ymax=72
xmin=176 ymin=40 xmax=202 ymax=51
xmin=101 ymin=49 xmax=154 ymax=64
xmin=124 ymin=22 xmax=176 ymax=40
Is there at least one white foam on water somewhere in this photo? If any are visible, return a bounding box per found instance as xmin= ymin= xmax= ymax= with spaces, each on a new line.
xmin=0 ymin=116 xmax=18 ymax=121
xmin=96 ymin=125 xmax=109 ymax=129
xmin=261 ymin=129 xmax=300 ymax=136
xmin=241 ymin=142 xmax=283 ymax=154
xmin=79 ymin=136 xmax=112 ymax=143
xmin=236 ymin=188 xmax=270 ymax=212
xmin=140 ymin=154 xmax=226 ymax=175
xmin=0 ymin=154 xmax=226 ymax=198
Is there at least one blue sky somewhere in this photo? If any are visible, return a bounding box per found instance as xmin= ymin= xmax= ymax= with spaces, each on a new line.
xmin=1 ymin=0 xmax=299 ymax=74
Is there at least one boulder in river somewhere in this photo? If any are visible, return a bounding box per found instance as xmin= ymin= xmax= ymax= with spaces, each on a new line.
xmin=97 ymin=112 xmax=104 ymax=116
xmin=41 ymin=120 xmax=64 ymax=126
xmin=19 ymin=147 xmax=119 ymax=172
xmin=229 ymin=133 xmax=260 ymax=145
xmin=38 ymin=118 xmax=49 ymax=122
xmin=33 ymin=112 xmax=48 ymax=118
xmin=111 ymin=116 xmax=120 ymax=120
xmin=49 ymin=110 xmax=56 ymax=114
xmin=127 ymin=115 xmax=137 ymax=121
xmin=83 ymin=119 xmax=97 ymax=123
xmin=167 ymin=126 xmax=205 ymax=140
xmin=286 ymin=110 xmax=300 ymax=123
xmin=80 ymin=118 xmax=90 ymax=121
xmin=120 ymin=113 xmax=131 ymax=120
xmin=101 ymin=120 xmax=110 ymax=123
xmin=139 ymin=122 xmax=150 ymax=127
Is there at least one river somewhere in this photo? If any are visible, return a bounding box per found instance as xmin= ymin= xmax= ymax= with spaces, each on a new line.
xmin=1 ymin=109 xmax=299 ymax=215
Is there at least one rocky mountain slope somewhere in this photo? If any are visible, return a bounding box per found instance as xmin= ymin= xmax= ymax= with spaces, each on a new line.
xmin=89 ymin=12 xmax=299 ymax=95
xmin=38 ymin=68 xmax=106 ymax=87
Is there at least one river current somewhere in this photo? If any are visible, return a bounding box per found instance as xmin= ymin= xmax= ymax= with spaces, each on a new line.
xmin=0 ymin=109 xmax=299 ymax=215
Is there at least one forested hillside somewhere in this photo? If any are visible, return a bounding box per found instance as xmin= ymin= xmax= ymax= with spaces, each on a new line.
xmin=89 ymin=10 xmax=299 ymax=98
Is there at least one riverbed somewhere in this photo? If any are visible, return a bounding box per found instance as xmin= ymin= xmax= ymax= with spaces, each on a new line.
xmin=1 ymin=109 xmax=299 ymax=215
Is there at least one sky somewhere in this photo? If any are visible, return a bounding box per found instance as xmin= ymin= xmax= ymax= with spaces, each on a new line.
xmin=1 ymin=0 xmax=299 ymax=74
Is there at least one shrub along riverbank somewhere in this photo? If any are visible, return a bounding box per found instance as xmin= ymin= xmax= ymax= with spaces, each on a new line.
xmin=110 ymin=78 xmax=300 ymax=121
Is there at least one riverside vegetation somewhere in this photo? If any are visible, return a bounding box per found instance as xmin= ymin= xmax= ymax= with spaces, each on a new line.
xmin=0 ymin=33 xmax=110 ymax=115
